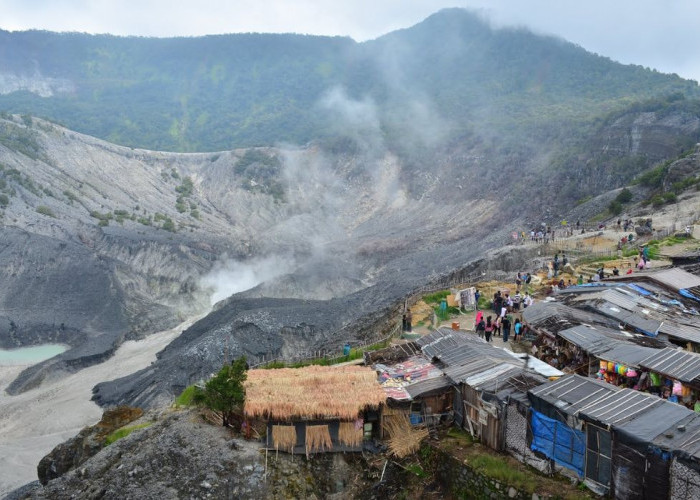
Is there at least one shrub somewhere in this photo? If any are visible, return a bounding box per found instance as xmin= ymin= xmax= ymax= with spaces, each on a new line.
xmin=663 ymin=192 xmax=677 ymax=203
xmin=161 ymin=217 xmax=176 ymax=232
xmin=104 ymin=422 xmax=152 ymax=446
xmin=193 ymin=357 xmax=247 ymax=427
xmin=651 ymin=195 xmax=665 ymax=207
xmin=423 ymin=290 xmax=450 ymax=304
xmin=0 ymin=194 xmax=8 ymax=207
xmin=36 ymin=205 xmax=55 ymax=217
xmin=608 ymin=200 xmax=622 ymax=215
xmin=174 ymin=385 xmax=199 ymax=406
xmin=615 ymin=188 xmax=633 ymax=203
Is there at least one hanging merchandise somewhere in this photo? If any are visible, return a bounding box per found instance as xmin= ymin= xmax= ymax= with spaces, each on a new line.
xmin=600 ymin=360 xmax=607 ymax=370
xmin=626 ymin=369 xmax=638 ymax=378
xmin=673 ymin=380 xmax=683 ymax=396
xmin=607 ymin=361 xmax=615 ymax=372
xmin=650 ymin=372 xmax=661 ymax=386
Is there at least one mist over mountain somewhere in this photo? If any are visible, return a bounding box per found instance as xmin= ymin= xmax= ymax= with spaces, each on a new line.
xmin=1 ymin=7 xmax=700 ymax=406
xmin=0 ymin=8 xmax=697 ymax=153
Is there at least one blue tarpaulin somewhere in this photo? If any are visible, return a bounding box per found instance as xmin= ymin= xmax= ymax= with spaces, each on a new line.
xmin=626 ymin=284 xmax=653 ymax=296
xmin=680 ymin=288 xmax=700 ymax=303
xmin=530 ymin=410 xmax=585 ymax=477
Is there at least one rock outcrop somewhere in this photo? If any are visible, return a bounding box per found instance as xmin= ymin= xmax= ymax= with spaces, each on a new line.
xmin=37 ymin=406 xmax=143 ymax=485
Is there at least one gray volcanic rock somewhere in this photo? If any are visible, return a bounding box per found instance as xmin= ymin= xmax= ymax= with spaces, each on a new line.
xmin=14 ymin=410 xmax=270 ymax=500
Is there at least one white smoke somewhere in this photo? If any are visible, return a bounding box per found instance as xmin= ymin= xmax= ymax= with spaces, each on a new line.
xmin=200 ymin=254 xmax=296 ymax=305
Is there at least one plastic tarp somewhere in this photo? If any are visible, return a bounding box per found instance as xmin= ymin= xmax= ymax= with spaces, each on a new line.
xmin=680 ymin=288 xmax=700 ymax=303
xmin=626 ymin=283 xmax=653 ymax=296
xmin=530 ymin=409 xmax=585 ymax=477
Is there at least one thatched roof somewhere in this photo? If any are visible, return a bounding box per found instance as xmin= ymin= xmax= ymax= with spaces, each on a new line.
xmin=244 ymin=365 xmax=386 ymax=421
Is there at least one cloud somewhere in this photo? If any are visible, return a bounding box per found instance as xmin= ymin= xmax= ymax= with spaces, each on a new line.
xmin=3 ymin=1 xmax=700 ymax=81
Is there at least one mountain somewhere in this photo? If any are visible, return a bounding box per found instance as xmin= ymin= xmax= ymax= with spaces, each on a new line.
xmin=0 ymin=9 xmax=697 ymax=152
xmin=1 ymin=7 xmax=700 ymax=414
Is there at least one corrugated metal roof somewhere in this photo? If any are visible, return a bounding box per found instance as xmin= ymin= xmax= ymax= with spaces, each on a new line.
xmin=528 ymin=374 xmax=619 ymax=416
xmin=651 ymin=413 xmax=700 ymax=459
xmin=578 ymin=389 xmax=662 ymax=426
xmin=461 ymin=363 xmax=523 ymax=387
xmin=658 ymin=320 xmax=700 ymax=344
xmin=405 ymin=375 xmax=452 ymax=398
xmin=639 ymin=348 xmax=700 ymax=385
xmin=522 ymin=301 xmax=617 ymax=336
xmin=597 ymin=343 xmax=660 ymax=368
xmin=506 ymin=352 xmax=565 ymax=378
xmin=578 ymin=388 xmax=692 ymax=443
xmin=558 ymin=325 xmax=628 ymax=355
xmin=648 ymin=268 xmax=700 ymax=291
xmin=587 ymin=301 xmax=661 ymax=335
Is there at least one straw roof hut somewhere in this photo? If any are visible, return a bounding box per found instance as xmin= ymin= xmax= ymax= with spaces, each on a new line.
xmin=244 ymin=365 xmax=386 ymax=455
xmin=244 ymin=365 xmax=386 ymax=421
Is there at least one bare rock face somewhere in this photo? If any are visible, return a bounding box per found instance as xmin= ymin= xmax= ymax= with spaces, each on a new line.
xmin=37 ymin=406 xmax=143 ymax=485
xmin=22 ymin=410 xmax=270 ymax=500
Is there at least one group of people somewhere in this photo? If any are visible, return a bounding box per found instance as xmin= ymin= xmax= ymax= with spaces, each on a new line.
xmin=474 ymin=310 xmax=523 ymax=343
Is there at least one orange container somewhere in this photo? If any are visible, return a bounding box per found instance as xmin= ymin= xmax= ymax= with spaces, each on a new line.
xmin=451 ymin=322 xmax=460 ymax=331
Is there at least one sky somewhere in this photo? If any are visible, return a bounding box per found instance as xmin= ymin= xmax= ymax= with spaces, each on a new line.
xmin=3 ymin=0 xmax=700 ymax=83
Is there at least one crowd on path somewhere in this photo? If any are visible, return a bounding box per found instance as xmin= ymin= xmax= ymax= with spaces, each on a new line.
xmin=473 ymin=272 xmax=534 ymax=344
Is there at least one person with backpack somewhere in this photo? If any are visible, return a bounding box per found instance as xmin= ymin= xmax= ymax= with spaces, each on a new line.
xmin=475 ymin=311 xmax=485 ymax=338
xmin=484 ymin=316 xmax=494 ymax=342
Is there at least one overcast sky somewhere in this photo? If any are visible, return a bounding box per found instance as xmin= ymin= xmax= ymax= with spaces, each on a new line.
xmin=3 ymin=0 xmax=699 ymax=82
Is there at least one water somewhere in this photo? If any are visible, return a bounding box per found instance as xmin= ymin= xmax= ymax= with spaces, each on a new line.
xmin=0 ymin=344 xmax=68 ymax=366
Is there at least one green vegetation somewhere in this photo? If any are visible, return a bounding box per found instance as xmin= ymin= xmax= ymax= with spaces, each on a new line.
xmin=609 ymin=187 xmax=634 ymax=214
xmin=0 ymin=194 xmax=8 ymax=208
xmin=192 ymin=357 xmax=247 ymax=427
xmin=435 ymin=305 xmax=460 ymax=322
xmin=4 ymin=168 xmax=41 ymax=196
xmin=36 ymin=205 xmax=55 ymax=217
xmin=422 ymin=290 xmax=450 ymax=304
xmin=260 ymin=338 xmax=391 ymax=369
xmin=174 ymin=384 xmax=199 ymax=407
xmin=63 ymin=190 xmax=79 ymax=204
xmin=104 ymin=422 xmax=152 ymax=446
xmin=468 ymin=455 xmax=537 ymax=493
xmin=1 ymin=10 xmax=696 ymax=155
xmin=0 ymin=122 xmax=44 ymax=160
xmin=90 ymin=210 xmax=113 ymax=226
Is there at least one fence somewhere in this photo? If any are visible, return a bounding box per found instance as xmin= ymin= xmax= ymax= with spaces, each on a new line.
xmin=248 ymin=322 xmax=401 ymax=369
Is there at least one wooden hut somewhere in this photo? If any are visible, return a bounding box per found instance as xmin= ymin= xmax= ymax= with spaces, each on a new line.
xmin=244 ymin=365 xmax=386 ymax=456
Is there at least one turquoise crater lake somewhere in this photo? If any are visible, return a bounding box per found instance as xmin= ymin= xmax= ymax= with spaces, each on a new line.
xmin=0 ymin=344 xmax=68 ymax=366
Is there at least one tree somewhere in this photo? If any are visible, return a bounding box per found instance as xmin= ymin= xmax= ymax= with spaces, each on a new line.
xmin=615 ymin=188 xmax=633 ymax=203
xmin=195 ymin=356 xmax=247 ymax=427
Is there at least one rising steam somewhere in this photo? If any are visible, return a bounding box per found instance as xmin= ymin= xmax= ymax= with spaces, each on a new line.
xmin=200 ymin=255 xmax=296 ymax=305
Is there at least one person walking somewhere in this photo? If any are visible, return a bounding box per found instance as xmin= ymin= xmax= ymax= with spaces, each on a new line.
xmin=513 ymin=319 xmax=522 ymax=341
xmin=484 ymin=316 xmax=494 ymax=342
xmin=475 ymin=311 xmax=485 ymax=338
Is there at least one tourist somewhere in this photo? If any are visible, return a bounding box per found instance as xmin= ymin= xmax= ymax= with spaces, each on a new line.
xmin=475 ymin=310 xmax=485 ymax=338
xmin=474 ymin=289 xmax=481 ymax=309
xmin=502 ymin=314 xmax=511 ymax=342
xmin=612 ymin=266 xmax=620 ymax=276
xmin=484 ymin=316 xmax=494 ymax=342
xmin=513 ymin=319 xmax=522 ymax=341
